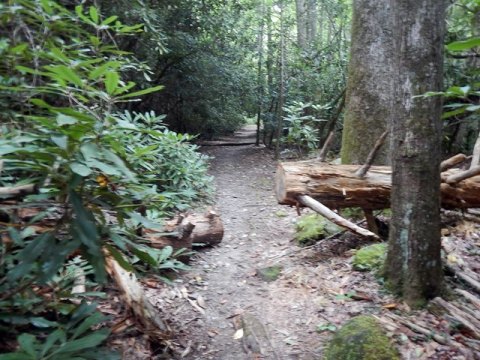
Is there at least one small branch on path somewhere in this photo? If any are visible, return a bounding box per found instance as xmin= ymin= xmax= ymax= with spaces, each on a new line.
xmin=298 ymin=195 xmax=380 ymax=240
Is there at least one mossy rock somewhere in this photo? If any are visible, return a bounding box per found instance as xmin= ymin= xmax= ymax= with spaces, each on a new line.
xmin=340 ymin=207 xmax=364 ymax=221
xmin=294 ymin=214 xmax=342 ymax=246
xmin=324 ymin=315 xmax=400 ymax=360
xmin=352 ymin=243 xmax=387 ymax=272
xmin=257 ymin=265 xmax=282 ymax=282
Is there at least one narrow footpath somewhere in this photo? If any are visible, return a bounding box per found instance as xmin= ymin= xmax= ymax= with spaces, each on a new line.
xmin=150 ymin=126 xmax=380 ymax=359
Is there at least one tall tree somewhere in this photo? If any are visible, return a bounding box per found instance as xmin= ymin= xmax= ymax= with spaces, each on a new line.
xmin=340 ymin=0 xmax=394 ymax=165
xmin=256 ymin=0 xmax=266 ymax=146
xmin=295 ymin=0 xmax=307 ymax=50
xmin=384 ymin=0 xmax=446 ymax=306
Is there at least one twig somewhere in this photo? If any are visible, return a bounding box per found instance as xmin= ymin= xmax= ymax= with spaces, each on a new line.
xmin=432 ymin=297 xmax=480 ymax=339
xmin=354 ymin=131 xmax=389 ymax=178
xmin=446 ymin=264 xmax=480 ymax=293
xmin=383 ymin=313 xmax=451 ymax=345
xmin=317 ymin=131 xmax=335 ymax=162
xmin=298 ymin=195 xmax=380 ymax=240
xmin=455 ymin=288 xmax=480 ymax=310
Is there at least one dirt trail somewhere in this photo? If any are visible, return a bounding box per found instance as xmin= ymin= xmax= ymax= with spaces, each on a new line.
xmin=152 ymin=126 xmax=379 ymax=359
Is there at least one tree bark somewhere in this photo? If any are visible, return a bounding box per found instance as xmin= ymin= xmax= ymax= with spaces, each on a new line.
xmin=385 ymin=0 xmax=446 ymax=306
xmin=340 ymin=0 xmax=394 ymax=165
xmin=295 ymin=0 xmax=307 ymax=51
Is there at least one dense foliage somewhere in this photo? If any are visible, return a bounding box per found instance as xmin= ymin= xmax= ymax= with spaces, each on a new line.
xmin=0 ymin=1 xmax=211 ymax=356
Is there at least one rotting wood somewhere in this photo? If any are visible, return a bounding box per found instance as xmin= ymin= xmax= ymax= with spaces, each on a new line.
xmin=105 ymin=252 xmax=170 ymax=337
xmin=297 ymin=195 xmax=380 ymax=240
xmin=145 ymin=209 xmax=223 ymax=252
xmin=276 ymin=161 xmax=480 ymax=209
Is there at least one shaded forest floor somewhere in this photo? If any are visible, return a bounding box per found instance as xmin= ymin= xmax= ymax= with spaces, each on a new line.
xmin=133 ymin=126 xmax=479 ymax=359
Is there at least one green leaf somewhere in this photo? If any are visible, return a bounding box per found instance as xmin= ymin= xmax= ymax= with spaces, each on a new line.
xmin=105 ymin=244 xmax=134 ymax=272
xmin=69 ymin=191 xmax=99 ymax=253
xmin=101 ymin=15 xmax=118 ymax=25
xmin=466 ymin=105 xmax=480 ymax=112
xmin=51 ymin=135 xmax=68 ymax=149
xmin=70 ymin=162 xmax=92 ymax=177
xmin=72 ymin=312 xmax=106 ymax=339
xmin=17 ymin=333 xmax=36 ymax=357
xmin=131 ymin=246 xmax=157 ymax=266
xmin=447 ymin=37 xmax=480 ymax=51
xmin=116 ymin=85 xmax=164 ymax=100
xmin=105 ymin=71 xmax=119 ymax=95
xmin=41 ymin=329 xmax=65 ymax=357
xmin=89 ymin=6 xmax=99 ymax=24
xmin=88 ymin=61 xmax=120 ymax=80
xmin=0 ymin=353 xmax=34 ymax=360
xmin=55 ymin=330 xmax=109 ymax=354
xmin=30 ymin=317 xmax=58 ymax=328
xmin=45 ymin=65 xmax=83 ymax=86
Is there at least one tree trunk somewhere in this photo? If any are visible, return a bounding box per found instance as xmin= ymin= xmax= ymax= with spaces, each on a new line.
xmin=256 ymin=0 xmax=265 ymax=146
xmin=295 ymin=0 xmax=307 ymax=51
xmin=340 ymin=0 xmax=394 ymax=165
xmin=306 ymin=0 xmax=317 ymax=45
xmin=385 ymin=0 xmax=446 ymax=306
xmin=274 ymin=1 xmax=286 ymax=160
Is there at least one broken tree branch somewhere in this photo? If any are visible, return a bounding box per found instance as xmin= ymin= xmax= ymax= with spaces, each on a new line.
xmin=317 ymin=131 xmax=335 ymax=162
xmin=445 ymin=165 xmax=480 ymax=184
xmin=354 ymin=130 xmax=389 ymax=178
xmin=297 ymin=195 xmax=380 ymax=240
xmin=447 ymin=264 xmax=480 ymax=293
xmin=470 ymin=132 xmax=480 ymax=169
xmin=441 ymin=153 xmax=467 ymax=172
xmin=105 ymin=252 xmax=170 ymax=337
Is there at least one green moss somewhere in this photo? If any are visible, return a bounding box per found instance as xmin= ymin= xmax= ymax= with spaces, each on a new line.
xmin=294 ymin=214 xmax=342 ymax=246
xmin=257 ymin=265 xmax=282 ymax=282
xmin=352 ymin=243 xmax=387 ymax=272
xmin=340 ymin=207 xmax=365 ymax=221
xmin=324 ymin=316 xmax=400 ymax=360
xmin=274 ymin=210 xmax=288 ymax=218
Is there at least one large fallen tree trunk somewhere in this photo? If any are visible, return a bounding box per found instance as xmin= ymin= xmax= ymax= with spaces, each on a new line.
xmin=275 ymin=160 xmax=480 ymax=210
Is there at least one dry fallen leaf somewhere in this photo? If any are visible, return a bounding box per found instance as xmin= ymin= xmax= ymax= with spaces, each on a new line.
xmin=197 ymin=295 xmax=206 ymax=308
xmin=233 ymin=328 xmax=244 ymax=340
xmin=382 ymin=303 xmax=398 ymax=310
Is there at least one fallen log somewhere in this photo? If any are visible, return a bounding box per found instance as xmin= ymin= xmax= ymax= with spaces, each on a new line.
xmin=145 ymin=209 xmax=224 ymax=251
xmin=275 ymin=161 xmax=480 ymax=209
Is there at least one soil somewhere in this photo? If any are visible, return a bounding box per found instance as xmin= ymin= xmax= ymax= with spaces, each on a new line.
xmin=147 ymin=126 xmax=389 ymax=359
